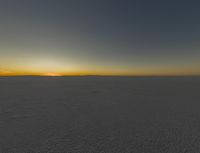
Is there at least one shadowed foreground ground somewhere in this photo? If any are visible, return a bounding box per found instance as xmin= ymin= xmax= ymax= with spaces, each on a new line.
xmin=0 ymin=77 xmax=200 ymax=153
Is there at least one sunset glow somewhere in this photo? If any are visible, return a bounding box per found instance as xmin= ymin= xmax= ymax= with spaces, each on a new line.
xmin=0 ymin=1 xmax=199 ymax=76
xmin=42 ymin=73 xmax=63 ymax=77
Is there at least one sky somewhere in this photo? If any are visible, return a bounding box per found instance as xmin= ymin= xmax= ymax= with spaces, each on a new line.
xmin=0 ymin=0 xmax=200 ymax=76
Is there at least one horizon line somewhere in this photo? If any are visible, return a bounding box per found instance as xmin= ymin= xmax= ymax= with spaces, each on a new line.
xmin=0 ymin=74 xmax=200 ymax=77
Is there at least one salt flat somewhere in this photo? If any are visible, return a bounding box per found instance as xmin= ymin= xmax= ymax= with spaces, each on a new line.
xmin=0 ymin=77 xmax=200 ymax=153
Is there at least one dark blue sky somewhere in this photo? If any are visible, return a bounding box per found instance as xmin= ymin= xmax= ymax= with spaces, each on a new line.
xmin=0 ymin=0 xmax=199 ymax=75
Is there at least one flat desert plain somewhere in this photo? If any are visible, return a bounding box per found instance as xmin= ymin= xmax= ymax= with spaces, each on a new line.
xmin=0 ymin=77 xmax=200 ymax=153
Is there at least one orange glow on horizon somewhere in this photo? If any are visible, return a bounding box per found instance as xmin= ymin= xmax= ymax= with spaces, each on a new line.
xmin=0 ymin=64 xmax=200 ymax=77
xmin=42 ymin=73 xmax=63 ymax=77
xmin=0 ymin=70 xmax=200 ymax=77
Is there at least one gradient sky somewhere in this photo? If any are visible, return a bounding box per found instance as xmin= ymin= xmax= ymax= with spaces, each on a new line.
xmin=0 ymin=0 xmax=200 ymax=76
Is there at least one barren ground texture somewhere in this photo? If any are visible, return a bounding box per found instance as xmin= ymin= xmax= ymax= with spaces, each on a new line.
xmin=0 ymin=77 xmax=200 ymax=153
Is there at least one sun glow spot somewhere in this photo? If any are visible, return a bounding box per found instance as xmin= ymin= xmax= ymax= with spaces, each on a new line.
xmin=43 ymin=73 xmax=62 ymax=77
